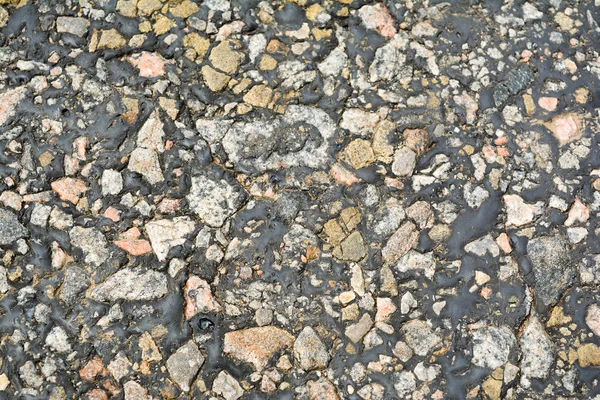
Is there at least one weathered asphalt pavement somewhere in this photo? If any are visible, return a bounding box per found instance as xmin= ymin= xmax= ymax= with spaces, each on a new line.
xmin=0 ymin=0 xmax=600 ymax=399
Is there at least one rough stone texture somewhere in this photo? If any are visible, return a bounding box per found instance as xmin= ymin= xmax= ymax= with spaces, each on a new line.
xmin=471 ymin=326 xmax=516 ymax=369
xmin=0 ymin=208 xmax=27 ymax=246
xmin=187 ymin=175 xmax=245 ymax=228
xmin=520 ymin=315 xmax=555 ymax=381
xmin=293 ymin=327 xmax=330 ymax=371
xmin=166 ymin=341 xmax=204 ymax=392
xmin=212 ymin=370 xmax=244 ymax=400
xmin=527 ymin=236 xmax=573 ymax=311
xmin=401 ymin=320 xmax=441 ymax=356
xmin=223 ymin=326 xmax=295 ymax=371
xmin=88 ymin=268 xmax=168 ymax=302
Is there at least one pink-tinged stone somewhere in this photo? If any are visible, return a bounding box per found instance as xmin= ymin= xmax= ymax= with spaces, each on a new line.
xmin=128 ymin=52 xmax=168 ymax=78
xmin=157 ymin=198 xmax=181 ymax=214
xmin=331 ymin=164 xmax=360 ymax=186
xmin=375 ymin=297 xmax=397 ymax=323
xmin=496 ymin=233 xmax=512 ymax=253
xmin=0 ymin=86 xmax=26 ymax=126
xmin=306 ymin=378 xmax=340 ymax=400
xmin=114 ymin=239 xmax=152 ymax=256
xmin=79 ymin=358 xmax=107 ymax=381
xmin=538 ymin=97 xmax=558 ymax=111
xmin=85 ymin=389 xmax=108 ymax=400
xmin=184 ymin=275 xmax=221 ymax=319
xmin=114 ymin=227 xmax=153 ymax=256
xmin=544 ymin=113 xmax=583 ymax=146
xmin=224 ymin=326 xmax=295 ymax=371
xmin=358 ymin=4 xmax=397 ymax=39
xmin=565 ymin=198 xmax=590 ymax=227
xmin=104 ymin=206 xmax=121 ymax=222
xmin=51 ymin=178 xmax=88 ymax=204
xmin=73 ymin=136 xmax=89 ymax=160
xmin=123 ymin=381 xmax=148 ymax=400
xmin=586 ymin=304 xmax=600 ymax=336
xmin=503 ymin=194 xmax=541 ymax=227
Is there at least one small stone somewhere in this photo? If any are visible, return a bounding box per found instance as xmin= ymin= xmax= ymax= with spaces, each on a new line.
xmin=184 ymin=33 xmax=210 ymax=59
xmin=202 ymin=65 xmax=231 ymax=92
xmin=340 ymin=109 xmax=380 ymax=136
xmin=393 ymin=341 xmax=413 ymax=362
xmin=0 ymin=374 xmax=8 ymax=390
xmin=210 ymin=40 xmax=243 ymax=74
xmin=170 ymin=0 xmax=200 ymax=18
xmin=358 ymin=4 xmax=397 ymax=38
xmin=496 ymin=233 xmax=512 ymax=253
xmin=79 ymin=358 xmax=107 ymax=381
xmin=0 ymin=208 xmax=27 ymax=246
xmin=56 ymin=17 xmax=90 ymax=37
xmin=223 ymin=326 xmax=295 ymax=371
xmin=45 ymin=326 xmax=71 ymax=353
xmin=97 ymin=29 xmax=126 ymax=50
xmin=52 ymin=178 xmax=88 ymax=205
xmin=376 ymin=297 xmax=397 ymax=321
xmin=332 ymin=231 xmax=367 ymax=262
xmin=123 ymin=381 xmax=148 ymax=400
xmin=107 ymin=353 xmax=132 ymax=381
xmin=382 ymin=221 xmax=419 ymax=265
xmin=523 ymin=3 xmax=544 ymax=20
xmin=187 ymin=175 xmax=245 ymax=228
xmin=343 ymin=139 xmax=376 ymax=169
xmin=184 ymin=275 xmax=222 ymax=319
xmin=345 ymin=313 xmax=373 ymax=343
xmin=212 ymin=371 xmax=244 ymax=400
xmin=544 ymin=113 xmax=583 ymax=146
xmin=520 ymin=315 xmax=554 ymax=380
xmin=393 ymin=371 xmax=416 ymax=397
xmin=482 ymin=376 xmax=502 ymax=400
xmin=0 ymin=86 xmax=26 ymax=126
xmin=69 ymin=226 xmax=109 ymax=266
xmin=585 ymin=304 xmax=600 ymax=336
xmin=293 ymin=327 xmax=330 ymax=371
xmin=243 ymin=85 xmax=272 ymax=108
xmin=101 ymin=169 xmax=123 ymax=196
xmin=471 ymin=326 xmax=516 ymax=370
xmin=307 ymin=377 xmax=340 ymax=400
xmin=578 ymin=343 xmax=600 ymax=367
xmin=527 ymin=235 xmax=573 ymax=311
xmin=59 ymin=265 xmax=90 ymax=303
xmin=503 ymin=194 xmax=542 ymax=227
xmin=128 ymin=147 xmax=164 ymax=184
xmin=391 ymin=146 xmax=417 ymax=177
xmin=538 ymin=96 xmax=558 ymax=111
xmin=146 ymin=217 xmax=195 ymax=262
xmin=167 ymin=341 xmax=205 ymax=392
xmin=88 ymin=268 xmax=168 ymax=302
xmin=396 ymin=250 xmax=435 ymax=280
xmin=128 ymin=52 xmax=167 ymax=78
xmin=404 ymin=128 xmax=430 ymax=155
xmin=402 ymin=320 xmax=441 ymax=356
xmin=565 ymin=198 xmax=590 ymax=227
xmin=465 ymin=234 xmax=500 ymax=257
xmin=317 ymin=47 xmax=348 ymax=76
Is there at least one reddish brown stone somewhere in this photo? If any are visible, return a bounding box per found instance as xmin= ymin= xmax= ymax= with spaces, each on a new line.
xmin=51 ymin=178 xmax=88 ymax=205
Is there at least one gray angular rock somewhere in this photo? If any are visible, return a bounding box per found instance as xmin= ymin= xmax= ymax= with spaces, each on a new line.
xmin=392 ymin=146 xmax=417 ymax=177
xmin=527 ymin=235 xmax=573 ymax=311
xmin=45 ymin=326 xmax=71 ymax=354
xmin=222 ymin=105 xmax=336 ymax=174
xmin=393 ymin=371 xmax=416 ymax=397
xmin=0 ymin=208 xmax=27 ymax=246
xmin=187 ymin=175 xmax=245 ymax=228
xmin=293 ymin=327 xmax=330 ymax=371
xmin=471 ymin=326 xmax=516 ymax=369
xmin=146 ymin=217 xmax=196 ymax=262
xmin=166 ymin=341 xmax=205 ymax=392
xmin=56 ymin=17 xmax=90 ymax=37
xmin=520 ymin=315 xmax=554 ymax=381
xmin=59 ymin=265 xmax=89 ymax=303
xmin=401 ymin=320 xmax=441 ymax=356
xmin=88 ymin=268 xmax=168 ymax=302
xmin=345 ymin=313 xmax=373 ymax=344
xmin=69 ymin=226 xmax=109 ymax=266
